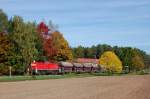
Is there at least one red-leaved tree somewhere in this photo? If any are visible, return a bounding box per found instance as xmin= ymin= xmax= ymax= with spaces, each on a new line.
xmin=37 ymin=21 xmax=57 ymax=61
xmin=37 ymin=22 xmax=49 ymax=35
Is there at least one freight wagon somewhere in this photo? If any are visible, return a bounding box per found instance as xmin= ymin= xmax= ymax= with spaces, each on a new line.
xmin=59 ymin=62 xmax=74 ymax=73
xmin=73 ymin=63 xmax=84 ymax=73
xmin=31 ymin=61 xmax=101 ymax=75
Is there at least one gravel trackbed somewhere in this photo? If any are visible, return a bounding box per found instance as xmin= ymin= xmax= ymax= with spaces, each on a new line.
xmin=0 ymin=75 xmax=150 ymax=99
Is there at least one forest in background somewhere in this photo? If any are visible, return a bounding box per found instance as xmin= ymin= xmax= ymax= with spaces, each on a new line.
xmin=0 ymin=9 xmax=150 ymax=75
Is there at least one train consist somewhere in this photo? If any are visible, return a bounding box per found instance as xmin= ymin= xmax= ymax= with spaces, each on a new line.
xmin=31 ymin=61 xmax=101 ymax=75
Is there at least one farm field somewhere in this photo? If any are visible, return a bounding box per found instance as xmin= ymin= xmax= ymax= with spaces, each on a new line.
xmin=0 ymin=75 xmax=150 ymax=99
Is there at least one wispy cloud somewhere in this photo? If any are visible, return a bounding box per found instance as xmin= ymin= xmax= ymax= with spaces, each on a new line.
xmin=0 ymin=0 xmax=150 ymax=53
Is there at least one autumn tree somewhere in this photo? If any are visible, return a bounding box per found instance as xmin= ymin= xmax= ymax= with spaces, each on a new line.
xmin=50 ymin=31 xmax=73 ymax=61
xmin=37 ymin=21 xmax=72 ymax=61
xmin=0 ymin=32 xmax=12 ymax=75
xmin=37 ymin=21 xmax=49 ymax=35
xmin=43 ymin=37 xmax=57 ymax=61
xmin=132 ymin=55 xmax=144 ymax=71
xmin=37 ymin=21 xmax=56 ymax=61
xmin=99 ymin=51 xmax=122 ymax=73
xmin=131 ymin=49 xmax=145 ymax=71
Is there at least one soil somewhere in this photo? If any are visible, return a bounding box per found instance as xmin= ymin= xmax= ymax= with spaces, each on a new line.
xmin=0 ymin=75 xmax=150 ymax=99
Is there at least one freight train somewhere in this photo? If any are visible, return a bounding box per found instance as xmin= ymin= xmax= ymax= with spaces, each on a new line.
xmin=31 ymin=61 xmax=101 ymax=75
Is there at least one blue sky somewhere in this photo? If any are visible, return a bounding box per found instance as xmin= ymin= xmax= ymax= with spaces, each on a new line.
xmin=0 ymin=0 xmax=150 ymax=54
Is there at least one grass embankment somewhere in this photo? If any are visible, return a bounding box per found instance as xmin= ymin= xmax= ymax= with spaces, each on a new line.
xmin=0 ymin=75 xmax=62 ymax=82
xmin=0 ymin=71 xmax=149 ymax=82
xmin=0 ymin=73 xmax=94 ymax=82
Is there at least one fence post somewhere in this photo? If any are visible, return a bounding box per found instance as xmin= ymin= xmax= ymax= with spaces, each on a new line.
xmin=9 ymin=66 xmax=12 ymax=77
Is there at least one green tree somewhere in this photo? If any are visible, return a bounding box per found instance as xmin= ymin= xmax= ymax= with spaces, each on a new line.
xmin=99 ymin=51 xmax=122 ymax=73
xmin=9 ymin=16 xmax=39 ymax=74
xmin=21 ymin=22 xmax=39 ymax=71
xmin=113 ymin=47 xmax=132 ymax=70
xmin=144 ymin=55 xmax=150 ymax=70
xmin=96 ymin=44 xmax=112 ymax=58
xmin=72 ymin=46 xmax=85 ymax=58
xmin=72 ymin=44 xmax=113 ymax=59
xmin=113 ymin=47 xmax=145 ymax=72
xmin=0 ymin=9 xmax=8 ymax=32
xmin=72 ymin=44 xmax=147 ymax=72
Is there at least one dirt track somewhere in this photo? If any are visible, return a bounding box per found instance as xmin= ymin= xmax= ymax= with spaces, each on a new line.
xmin=0 ymin=75 xmax=150 ymax=99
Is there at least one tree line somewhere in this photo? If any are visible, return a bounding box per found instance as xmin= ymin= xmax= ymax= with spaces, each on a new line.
xmin=0 ymin=9 xmax=149 ymax=75
xmin=0 ymin=9 xmax=72 ymax=75
xmin=72 ymin=44 xmax=149 ymax=72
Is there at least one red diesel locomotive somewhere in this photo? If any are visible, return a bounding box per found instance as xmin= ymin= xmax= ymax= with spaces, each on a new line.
xmin=31 ymin=61 xmax=101 ymax=75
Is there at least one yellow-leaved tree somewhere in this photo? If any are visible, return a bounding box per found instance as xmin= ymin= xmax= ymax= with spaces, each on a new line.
xmin=99 ymin=51 xmax=122 ymax=73
xmin=51 ymin=31 xmax=73 ymax=61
